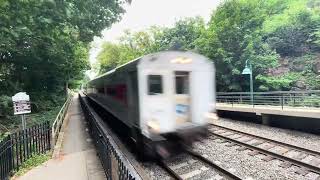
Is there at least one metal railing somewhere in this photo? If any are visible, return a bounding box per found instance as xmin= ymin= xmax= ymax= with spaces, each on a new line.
xmin=0 ymin=122 xmax=51 ymax=180
xmin=79 ymin=93 xmax=142 ymax=180
xmin=51 ymin=92 xmax=73 ymax=148
xmin=217 ymin=90 xmax=320 ymax=109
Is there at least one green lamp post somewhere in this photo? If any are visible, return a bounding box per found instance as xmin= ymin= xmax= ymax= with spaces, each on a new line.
xmin=242 ymin=60 xmax=254 ymax=106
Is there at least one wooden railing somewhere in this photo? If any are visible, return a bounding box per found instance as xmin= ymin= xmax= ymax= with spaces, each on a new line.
xmin=51 ymin=91 xmax=73 ymax=148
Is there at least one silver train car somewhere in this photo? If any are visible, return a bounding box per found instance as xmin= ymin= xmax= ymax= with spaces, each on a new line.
xmin=85 ymin=51 xmax=216 ymax=159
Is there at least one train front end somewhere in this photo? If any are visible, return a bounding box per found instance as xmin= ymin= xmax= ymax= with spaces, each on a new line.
xmin=138 ymin=51 xmax=216 ymax=158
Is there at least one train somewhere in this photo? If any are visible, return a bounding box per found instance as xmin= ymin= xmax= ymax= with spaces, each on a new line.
xmin=84 ymin=51 xmax=216 ymax=159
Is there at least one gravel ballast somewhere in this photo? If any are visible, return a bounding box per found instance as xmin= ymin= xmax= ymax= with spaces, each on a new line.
xmin=192 ymin=138 xmax=314 ymax=180
xmin=213 ymin=118 xmax=320 ymax=153
xmin=142 ymin=118 xmax=320 ymax=179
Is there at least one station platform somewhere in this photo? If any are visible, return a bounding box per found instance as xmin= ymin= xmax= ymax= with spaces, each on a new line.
xmin=216 ymin=103 xmax=320 ymax=119
xmin=17 ymin=96 xmax=105 ymax=180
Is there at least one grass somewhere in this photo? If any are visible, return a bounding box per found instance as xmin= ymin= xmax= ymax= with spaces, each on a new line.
xmin=12 ymin=152 xmax=52 ymax=178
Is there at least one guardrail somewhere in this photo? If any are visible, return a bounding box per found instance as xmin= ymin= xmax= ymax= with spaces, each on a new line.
xmin=51 ymin=92 xmax=73 ymax=148
xmin=0 ymin=122 xmax=51 ymax=180
xmin=79 ymin=93 xmax=142 ymax=180
xmin=217 ymin=90 xmax=320 ymax=109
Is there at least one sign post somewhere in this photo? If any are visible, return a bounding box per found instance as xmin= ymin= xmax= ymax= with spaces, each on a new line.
xmin=12 ymin=92 xmax=31 ymax=130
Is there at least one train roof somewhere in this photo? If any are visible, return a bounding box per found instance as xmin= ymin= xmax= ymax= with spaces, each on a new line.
xmin=89 ymin=50 xmax=213 ymax=85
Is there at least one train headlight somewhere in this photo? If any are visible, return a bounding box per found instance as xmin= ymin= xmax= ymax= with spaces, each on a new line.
xmin=147 ymin=119 xmax=160 ymax=134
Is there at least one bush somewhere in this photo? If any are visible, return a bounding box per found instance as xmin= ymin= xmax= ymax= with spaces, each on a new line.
xmin=0 ymin=95 xmax=13 ymax=117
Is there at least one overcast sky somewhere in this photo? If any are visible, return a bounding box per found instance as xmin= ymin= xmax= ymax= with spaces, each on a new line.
xmin=88 ymin=0 xmax=222 ymax=77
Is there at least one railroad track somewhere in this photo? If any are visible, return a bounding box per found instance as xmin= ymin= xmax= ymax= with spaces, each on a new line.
xmin=158 ymin=149 xmax=242 ymax=180
xmin=208 ymin=124 xmax=320 ymax=176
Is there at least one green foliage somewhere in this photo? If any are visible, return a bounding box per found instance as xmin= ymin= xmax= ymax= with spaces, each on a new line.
xmin=94 ymin=0 xmax=320 ymax=92
xmin=13 ymin=152 xmax=51 ymax=177
xmin=96 ymin=17 xmax=205 ymax=74
xmin=303 ymin=94 xmax=320 ymax=107
xmin=197 ymin=0 xmax=320 ymax=91
xmin=314 ymin=28 xmax=320 ymax=47
xmin=153 ymin=17 xmax=205 ymax=51
xmin=0 ymin=0 xmax=127 ymax=131
xmin=0 ymin=95 xmax=12 ymax=117
xmin=0 ymin=103 xmax=62 ymax=139
xmin=96 ymin=42 xmax=143 ymax=73
xmin=265 ymin=10 xmax=319 ymax=56
xmin=305 ymin=73 xmax=320 ymax=89
xmin=256 ymin=53 xmax=320 ymax=90
xmin=0 ymin=0 xmax=127 ymax=95
xmin=196 ymin=0 xmax=280 ymax=91
xmin=256 ymin=72 xmax=302 ymax=90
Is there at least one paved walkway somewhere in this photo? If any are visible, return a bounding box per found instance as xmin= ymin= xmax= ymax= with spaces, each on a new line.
xmin=17 ymin=96 xmax=105 ymax=180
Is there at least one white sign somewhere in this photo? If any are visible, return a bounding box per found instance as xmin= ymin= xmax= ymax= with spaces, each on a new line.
xmin=12 ymin=92 xmax=31 ymax=115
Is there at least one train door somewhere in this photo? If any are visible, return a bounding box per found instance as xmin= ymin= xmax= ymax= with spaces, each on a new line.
xmin=174 ymin=71 xmax=191 ymax=125
xmin=128 ymin=71 xmax=139 ymax=126
xmin=142 ymin=71 xmax=171 ymax=133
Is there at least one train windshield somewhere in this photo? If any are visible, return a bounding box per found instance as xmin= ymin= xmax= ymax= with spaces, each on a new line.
xmin=175 ymin=72 xmax=189 ymax=94
xmin=148 ymin=75 xmax=163 ymax=95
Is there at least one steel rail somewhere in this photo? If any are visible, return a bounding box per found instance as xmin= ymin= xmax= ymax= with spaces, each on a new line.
xmin=185 ymin=149 xmax=242 ymax=180
xmin=157 ymin=160 xmax=183 ymax=180
xmin=209 ymin=124 xmax=320 ymax=157
xmin=208 ymin=130 xmax=320 ymax=174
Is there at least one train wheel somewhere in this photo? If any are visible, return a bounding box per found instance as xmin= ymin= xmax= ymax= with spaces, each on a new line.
xmin=131 ymin=127 xmax=147 ymax=161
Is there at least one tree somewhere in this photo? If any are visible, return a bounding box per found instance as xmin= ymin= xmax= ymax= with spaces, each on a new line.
xmin=196 ymin=0 xmax=280 ymax=91
xmin=155 ymin=17 xmax=205 ymax=51
xmin=0 ymin=0 xmax=127 ymax=97
xmin=97 ymin=42 xmax=122 ymax=73
xmin=265 ymin=8 xmax=320 ymax=56
xmin=0 ymin=0 xmax=128 ymax=114
xmin=96 ymin=17 xmax=206 ymax=74
xmin=95 ymin=0 xmax=320 ymax=92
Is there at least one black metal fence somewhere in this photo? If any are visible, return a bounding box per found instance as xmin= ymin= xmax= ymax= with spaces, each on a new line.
xmin=79 ymin=93 xmax=141 ymax=180
xmin=217 ymin=90 xmax=320 ymax=109
xmin=0 ymin=122 xmax=51 ymax=180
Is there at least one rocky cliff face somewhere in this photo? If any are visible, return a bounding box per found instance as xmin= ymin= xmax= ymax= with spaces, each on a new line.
xmin=267 ymin=53 xmax=320 ymax=90
xmin=312 ymin=56 xmax=320 ymax=74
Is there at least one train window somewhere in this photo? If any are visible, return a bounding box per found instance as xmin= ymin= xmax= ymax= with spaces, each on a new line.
xmin=107 ymin=87 xmax=117 ymax=97
xmin=97 ymin=87 xmax=104 ymax=94
xmin=175 ymin=72 xmax=189 ymax=94
xmin=148 ymin=75 xmax=163 ymax=95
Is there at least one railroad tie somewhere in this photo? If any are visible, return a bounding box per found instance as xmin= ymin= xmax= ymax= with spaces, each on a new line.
xmin=310 ymin=158 xmax=320 ymax=167
xmin=295 ymin=167 xmax=310 ymax=176
xmin=293 ymin=153 xmax=308 ymax=160
xmin=260 ymin=143 xmax=276 ymax=151
xmin=261 ymin=155 xmax=276 ymax=162
xmin=236 ymin=146 xmax=248 ymax=151
xmin=225 ymin=142 xmax=236 ymax=147
xmin=180 ymin=169 xmax=202 ymax=179
xmin=250 ymin=141 xmax=265 ymax=146
xmin=170 ymin=162 xmax=188 ymax=170
xmin=248 ymin=150 xmax=260 ymax=156
xmin=224 ymin=132 xmax=236 ymax=137
xmin=279 ymin=161 xmax=292 ymax=168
